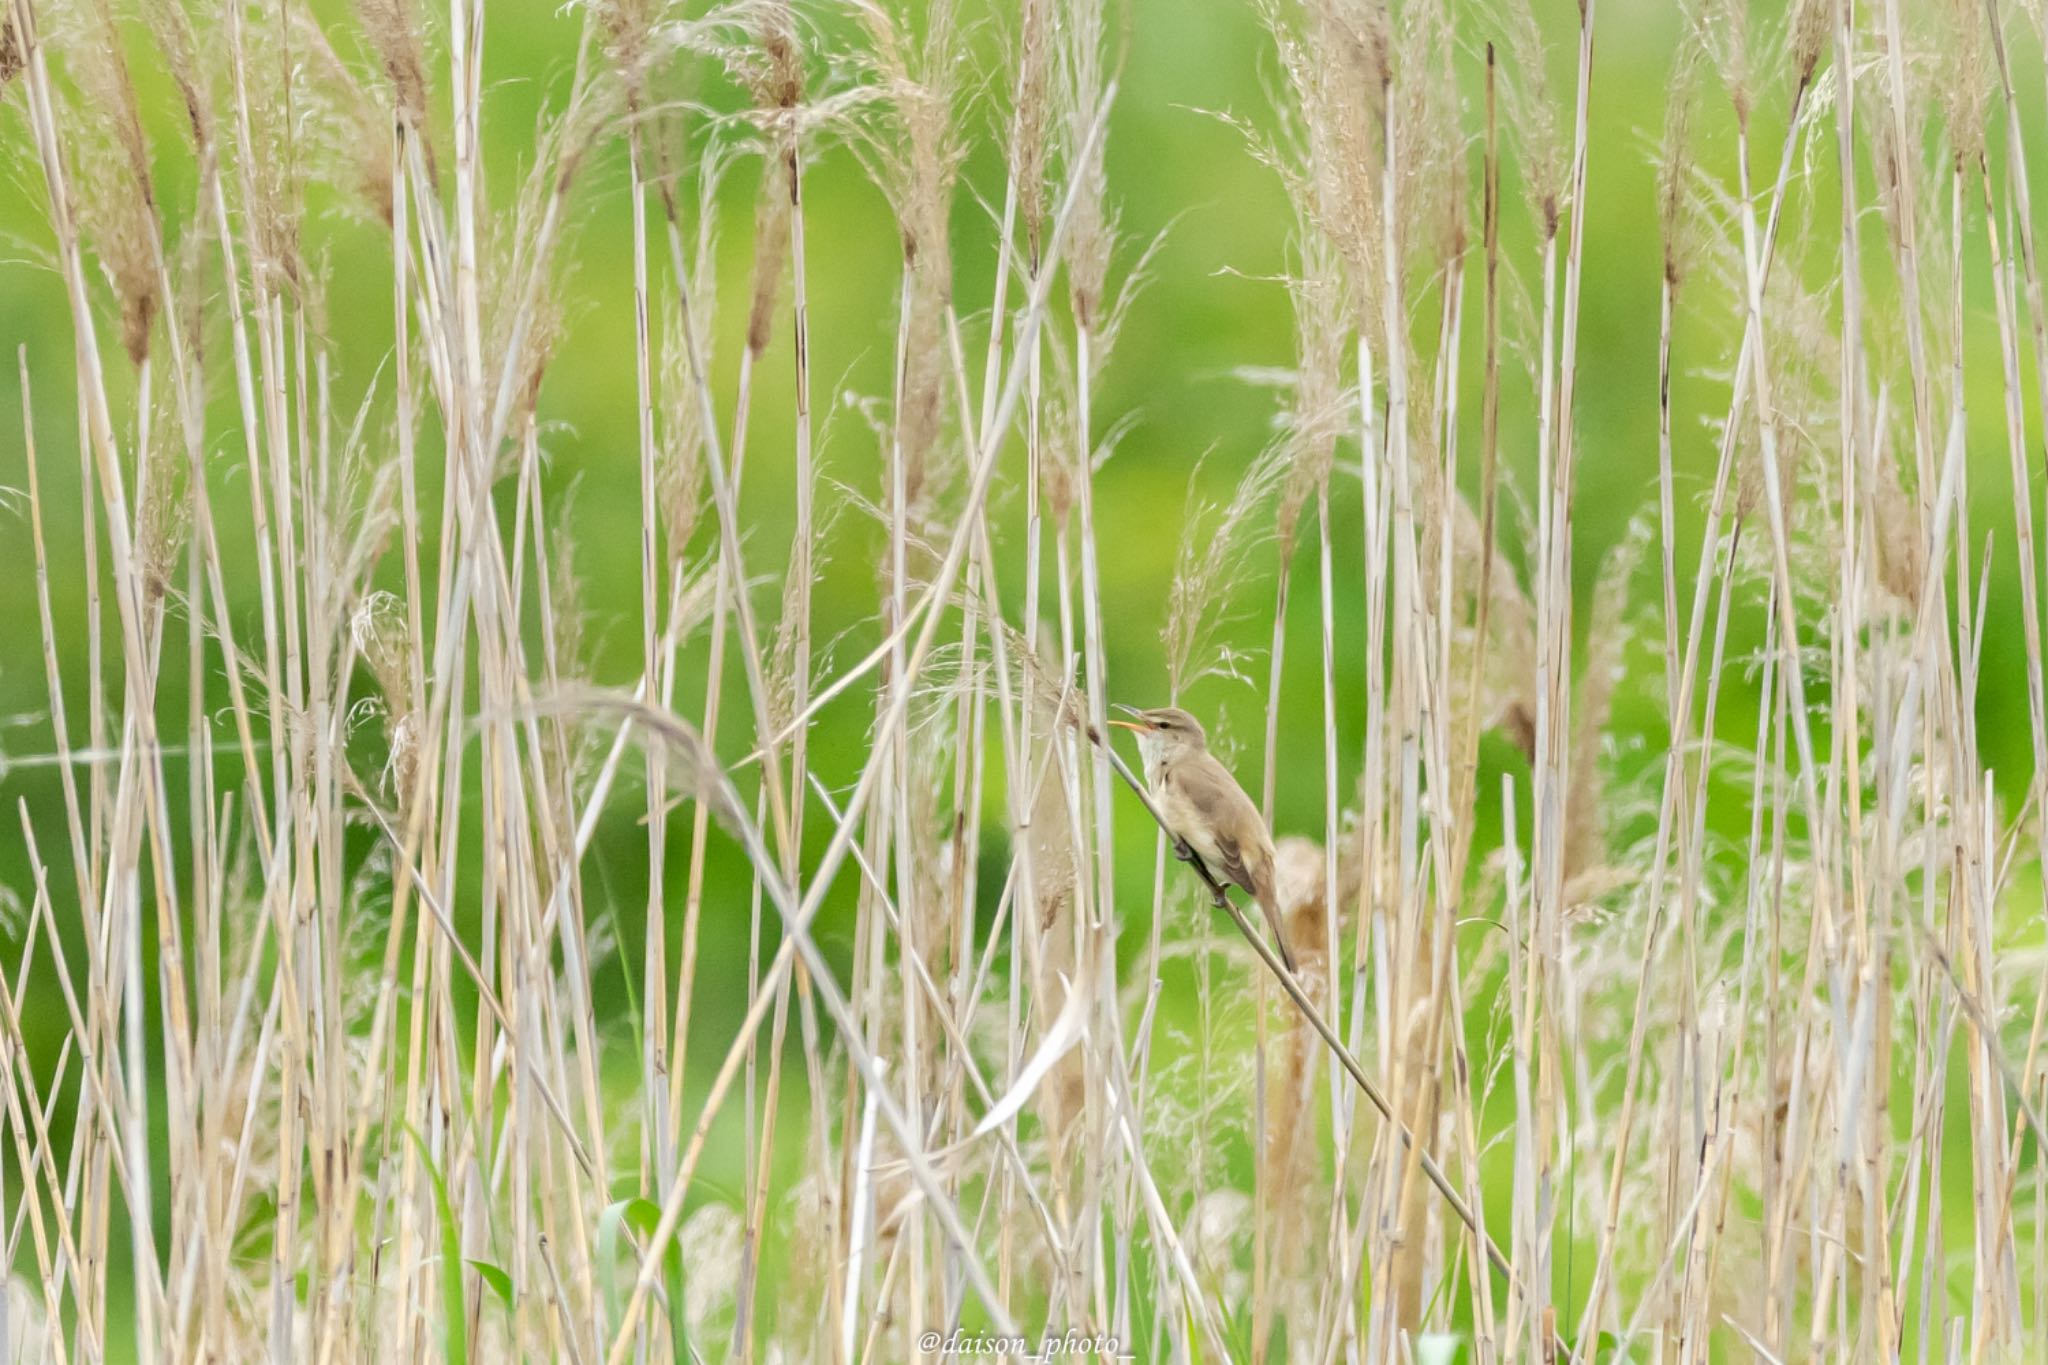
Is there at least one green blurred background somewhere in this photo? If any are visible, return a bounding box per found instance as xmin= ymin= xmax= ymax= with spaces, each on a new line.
xmin=3 ymin=0 xmax=2044 ymax=1345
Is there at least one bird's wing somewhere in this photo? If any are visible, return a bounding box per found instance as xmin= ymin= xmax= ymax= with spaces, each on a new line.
xmin=1182 ymin=758 xmax=1269 ymax=900
xmin=1181 ymin=758 xmax=1297 ymax=971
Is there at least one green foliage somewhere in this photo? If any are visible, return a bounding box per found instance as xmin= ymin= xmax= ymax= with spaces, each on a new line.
xmin=598 ymin=1196 xmax=690 ymax=1364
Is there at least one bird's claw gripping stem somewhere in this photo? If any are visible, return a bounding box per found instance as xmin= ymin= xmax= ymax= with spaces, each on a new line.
xmin=1172 ymin=837 xmax=1195 ymax=864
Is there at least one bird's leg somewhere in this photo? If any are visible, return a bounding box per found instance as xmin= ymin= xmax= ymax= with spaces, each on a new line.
xmin=1175 ymin=845 xmax=1228 ymax=904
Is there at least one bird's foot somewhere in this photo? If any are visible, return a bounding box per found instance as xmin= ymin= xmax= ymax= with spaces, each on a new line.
xmin=1172 ymin=837 xmax=1196 ymax=864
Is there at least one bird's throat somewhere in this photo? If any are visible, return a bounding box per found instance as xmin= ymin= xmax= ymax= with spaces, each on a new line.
xmin=1139 ymin=743 xmax=1168 ymax=794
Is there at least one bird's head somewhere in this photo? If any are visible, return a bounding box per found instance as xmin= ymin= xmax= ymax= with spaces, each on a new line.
xmin=1109 ymin=704 xmax=1208 ymax=760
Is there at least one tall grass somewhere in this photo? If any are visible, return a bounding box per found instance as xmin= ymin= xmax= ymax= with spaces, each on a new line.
xmin=5 ymin=0 xmax=2048 ymax=1360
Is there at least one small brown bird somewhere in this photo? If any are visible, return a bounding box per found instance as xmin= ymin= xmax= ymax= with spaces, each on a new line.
xmin=1108 ymin=704 xmax=1298 ymax=973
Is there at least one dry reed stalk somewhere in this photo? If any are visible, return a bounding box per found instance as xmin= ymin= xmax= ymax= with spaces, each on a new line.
xmin=605 ymin=70 xmax=1119 ymax=1362
xmin=11 ymin=6 xmax=178 ymax=1360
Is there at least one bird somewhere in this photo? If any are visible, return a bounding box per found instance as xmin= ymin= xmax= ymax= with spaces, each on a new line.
xmin=1107 ymin=703 xmax=1298 ymax=973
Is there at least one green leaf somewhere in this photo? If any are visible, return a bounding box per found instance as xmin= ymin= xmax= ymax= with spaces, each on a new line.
xmin=599 ymin=1195 xmax=691 ymax=1364
xmin=468 ymin=1258 xmax=515 ymax=1315
xmin=408 ymin=1128 xmax=470 ymax=1365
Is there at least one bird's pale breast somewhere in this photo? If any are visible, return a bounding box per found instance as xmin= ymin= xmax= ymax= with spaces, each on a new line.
xmin=1157 ymin=773 xmax=1227 ymax=867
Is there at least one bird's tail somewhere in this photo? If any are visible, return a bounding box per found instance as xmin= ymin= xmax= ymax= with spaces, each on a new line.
xmin=1257 ymin=890 xmax=1298 ymax=975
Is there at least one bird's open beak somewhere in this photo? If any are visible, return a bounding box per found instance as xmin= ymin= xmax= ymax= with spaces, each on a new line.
xmin=1108 ymin=704 xmax=1150 ymax=732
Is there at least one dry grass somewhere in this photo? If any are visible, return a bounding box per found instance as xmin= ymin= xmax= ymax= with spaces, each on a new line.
xmin=4 ymin=0 xmax=2048 ymax=1361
